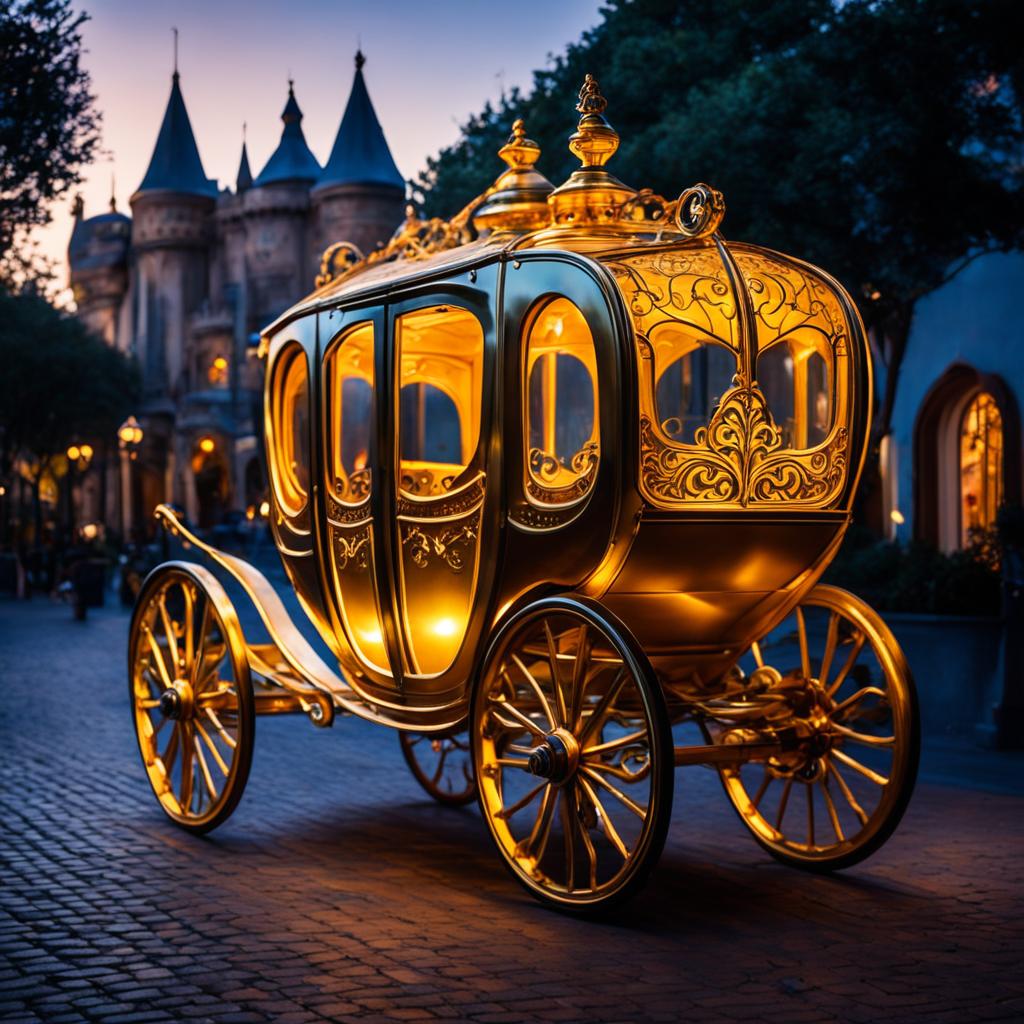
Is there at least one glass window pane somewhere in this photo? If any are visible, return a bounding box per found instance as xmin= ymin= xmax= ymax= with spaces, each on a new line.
xmin=959 ymin=392 xmax=1003 ymax=547
xmin=525 ymin=297 xmax=600 ymax=492
xmin=397 ymin=305 xmax=483 ymax=496
xmin=271 ymin=348 xmax=309 ymax=515
xmin=756 ymin=334 xmax=834 ymax=450
xmin=653 ymin=336 xmax=736 ymax=445
xmin=325 ymin=323 xmax=374 ymax=503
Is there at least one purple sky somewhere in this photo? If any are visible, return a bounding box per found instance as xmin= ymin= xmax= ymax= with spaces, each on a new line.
xmin=37 ymin=0 xmax=603 ymax=290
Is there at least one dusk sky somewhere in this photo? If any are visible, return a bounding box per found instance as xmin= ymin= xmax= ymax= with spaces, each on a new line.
xmin=37 ymin=0 xmax=604 ymax=287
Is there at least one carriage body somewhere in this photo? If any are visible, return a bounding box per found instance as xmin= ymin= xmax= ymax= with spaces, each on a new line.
xmin=131 ymin=77 xmax=916 ymax=910
xmin=260 ymin=226 xmax=869 ymax=729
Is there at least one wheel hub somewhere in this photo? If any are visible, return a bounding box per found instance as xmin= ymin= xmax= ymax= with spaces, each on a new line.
xmin=526 ymin=729 xmax=579 ymax=785
xmin=159 ymin=680 xmax=194 ymax=720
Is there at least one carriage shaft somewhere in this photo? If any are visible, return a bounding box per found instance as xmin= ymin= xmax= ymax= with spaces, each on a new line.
xmin=673 ymin=741 xmax=781 ymax=767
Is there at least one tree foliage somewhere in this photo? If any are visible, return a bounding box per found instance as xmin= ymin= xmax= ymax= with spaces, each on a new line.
xmin=0 ymin=0 xmax=101 ymax=285
xmin=0 ymin=290 xmax=139 ymax=480
xmin=417 ymin=0 xmax=1024 ymax=436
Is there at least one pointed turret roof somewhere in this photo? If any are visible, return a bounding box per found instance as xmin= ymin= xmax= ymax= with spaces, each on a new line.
xmin=255 ymin=81 xmax=322 ymax=187
xmin=314 ymin=51 xmax=404 ymax=194
xmin=136 ymin=71 xmax=217 ymax=197
xmin=236 ymin=137 xmax=253 ymax=192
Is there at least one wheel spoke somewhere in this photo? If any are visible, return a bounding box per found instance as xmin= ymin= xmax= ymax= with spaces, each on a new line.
xmin=795 ymin=607 xmax=812 ymax=681
xmin=179 ymin=725 xmax=195 ymax=812
xmin=571 ymin=788 xmax=598 ymax=891
xmin=144 ymin=626 xmax=174 ymax=690
xmin=520 ymin=784 xmax=556 ymax=864
xmin=193 ymin=733 xmax=218 ymax=801
xmin=819 ymin=612 xmax=839 ymax=688
xmin=544 ymin=621 xmax=568 ymax=727
xmin=158 ymin=595 xmax=180 ymax=671
xmin=182 ymin=583 xmax=196 ymax=670
xmin=751 ymin=640 xmax=764 ymax=669
xmin=580 ymin=765 xmax=647 ymax=819
xmin=833 ymin=685 xmax=887 ymax=719
xmin=496 ymin=780 xmax=546 ymax=821
xmin=194 ymin=719 xmax=230 ymax=775
xmin=581 ymin=728 xmax=648 ymax=758
xmin=204 ymin=707 xmax=237 ymax=749
xmin=752 ymin=768 xmax=771 ymax=810
xmin=431 ymin=744 xmax=449 ymax=786
xmin=827 ymin=633 xmax=865 ymax=698
xmin=489 ymin=697 xmax=547 ymax=738
xmin=821 ymin=778 xmax=845 ymax=843
xmin=508 ymin=655 xmax=555 ymax=731
xmin=189 ymin=599 xmax=211 ymax=690
xmin=560 ymin=790 xmax=576 ymax=892
xmin=577 ymin=667 xmax=629 ymax=748
xmin=160 ymin=723 xmax=180 ymax=778
xmin=806 ymin=782 xmax=815 ymax=848
xmin=827 ymin=759 xmax=869 ymax=826
xmin=569 ymin=625 xmax=591 ymax=730
xmin=578 ymin=775 xmax=629 ymax=861
xmin=832 ymin=721 xmax=895 ymax=747
xmin=833 ymin=748 xmax=889 ymax=787
xmin=775 ymin=776 xmax=793 ymax=831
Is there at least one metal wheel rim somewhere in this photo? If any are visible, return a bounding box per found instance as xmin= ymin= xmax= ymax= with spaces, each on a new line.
xmin=719 ymin=584 xmax=917 ymax=865
xmin=129 ymin=565 xmax=253 ymax=830
xmin=473 ymin=599 xmax=670 ymax=907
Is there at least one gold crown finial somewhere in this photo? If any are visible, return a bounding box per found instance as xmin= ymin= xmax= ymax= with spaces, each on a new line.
xmin=497 ymin=118 xmax=541 ymax=172
xmin=568 ymin=73 xmax=618 ymax=169
xmin=576 ymin=74 xmax=607 ymax=116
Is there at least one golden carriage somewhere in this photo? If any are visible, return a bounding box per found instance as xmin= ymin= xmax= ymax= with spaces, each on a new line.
xmin=129 ymin=76 xmax=919 ymax=911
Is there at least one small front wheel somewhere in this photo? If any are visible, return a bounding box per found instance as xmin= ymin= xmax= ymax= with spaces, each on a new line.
xmin=129 ymin=562 xmax=254 ymax=833
xmin=472 ymin=596 xmax=673 ymax=911
xmin=399 ymin=730 xmax=477 ymax=806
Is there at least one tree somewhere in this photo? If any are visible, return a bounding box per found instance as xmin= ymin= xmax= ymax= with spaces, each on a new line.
xmin=0 ymin=0 xmax=101 ymax=286
xmin=417 ymin=0 xmax=1024 ymax=450
xmin=0 ymin=289 xmax=139 ymax=544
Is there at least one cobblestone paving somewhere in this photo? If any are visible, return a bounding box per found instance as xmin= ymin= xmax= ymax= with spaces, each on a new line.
xmin=2 ymin=593 xmax=1023 ymax=1023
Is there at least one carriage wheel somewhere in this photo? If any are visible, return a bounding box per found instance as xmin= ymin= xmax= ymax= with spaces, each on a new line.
xmin=716 ymin=584 xmax=919 ymax=870
xmin=472 ymin=596 xmax=673 ymax=911
xmin=399 ymin=730 xmax=477 ymax=806
xmin=129 ymin=563 xmax=255 ymax=834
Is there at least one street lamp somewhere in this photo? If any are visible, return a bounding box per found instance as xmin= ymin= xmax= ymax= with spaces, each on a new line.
xmin=118 ymin=416 xmax=144 ymax=544
xmin=64 ymin=443 xmax=94 ymax=541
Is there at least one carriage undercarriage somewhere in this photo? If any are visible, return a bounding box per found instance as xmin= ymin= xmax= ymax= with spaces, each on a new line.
xmin=130 ymin=505 xmax=917 ymax=910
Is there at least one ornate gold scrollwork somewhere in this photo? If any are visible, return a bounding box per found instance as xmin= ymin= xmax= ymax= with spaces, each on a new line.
xmin=674 ymin=183 xmax=726 ymax=239
xmin=402 ymin=522 xmax=478 ymax=573
xmin=639 ymin=376 xmax=848 ymax=507
xmin=332 ymin=524 xmax=371 ymax=572
xmin=315 ymin=241 xmax=364 ymax=288
xmin=526 ymin=441 xmax=600 ymax=506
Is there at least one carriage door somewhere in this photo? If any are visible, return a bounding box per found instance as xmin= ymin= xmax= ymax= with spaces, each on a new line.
xmin=385 ymin=275 xmax=496 ymax=682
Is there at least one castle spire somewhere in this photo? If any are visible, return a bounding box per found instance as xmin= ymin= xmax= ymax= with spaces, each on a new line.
xmin=254 ymin=79 xmax=321 ymax=187
xmin=135 ymin=61 xmax=216 ymax=198
xmin=236 ymin=124 xmax=253 ymax=192
xmin=314 ymin=50 xmax=403 ymax=194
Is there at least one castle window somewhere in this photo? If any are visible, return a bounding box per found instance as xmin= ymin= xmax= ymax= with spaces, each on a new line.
xmin=208 ymin=355 xmax=229 ymax=385
xmin=959 ymin=392 xmax=1003 ymax=546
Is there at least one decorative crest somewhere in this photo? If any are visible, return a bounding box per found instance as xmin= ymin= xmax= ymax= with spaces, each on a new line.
xmin=576 ymin=74 xmax=608 ymax=115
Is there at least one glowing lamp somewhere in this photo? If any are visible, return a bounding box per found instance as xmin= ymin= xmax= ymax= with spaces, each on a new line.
xmin=198 ymin=436 xmax=216 ymax=454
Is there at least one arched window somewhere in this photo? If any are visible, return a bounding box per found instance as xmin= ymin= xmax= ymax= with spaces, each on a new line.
xmin=324 ymin=322 xmax=374 ymax=503
xmin=269 ymin=347 xmax=309 ymax=517
xmin=959 ymin=392 xmax=1003 ymax=546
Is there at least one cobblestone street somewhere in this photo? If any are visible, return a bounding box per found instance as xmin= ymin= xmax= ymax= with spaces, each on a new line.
xmin=2 ymin=592 xmax=1023 ymax=1024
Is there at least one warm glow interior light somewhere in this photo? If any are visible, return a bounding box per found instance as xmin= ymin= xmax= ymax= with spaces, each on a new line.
xmin=245 ymin=505 xmax=255 ymax=520
xmin=81 ymin=523 xmax=98 ymax=540
xmin=213 ymin=356 xmax=228 ymax=370
xmin=890 ymin=509 xmax=905 ymax=525
xmin=67 ymin=445 xmax=80 ymax=461
xmin=259 ymin=500 xmax=270 ymax=517
xmin=198 ymin=436 xmax=216 ymax=454
xmin=432 ymin=617 xmax=459 ymax=638
xmin=80 ymin=444 xmax=93 ymax=460
xmin=360 ymin=627 xmax=383 ymax=645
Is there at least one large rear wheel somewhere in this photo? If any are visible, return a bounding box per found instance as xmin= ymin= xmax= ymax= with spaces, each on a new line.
xmin=129 ymin=562 xmax=254 ymax=833
xmin=715 ymin=584 xmax=919 ymax=870
xmin=472 ymin=596 xmax=673 ymax=911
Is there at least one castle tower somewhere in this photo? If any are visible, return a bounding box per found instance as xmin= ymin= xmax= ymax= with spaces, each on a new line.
xmin=67 ymin=191 xmax=131 ymax=348
xmin=311 ymin=51 xmax=405 ymax=265
xmin=244 ymin=81 xmax=321 ymax=321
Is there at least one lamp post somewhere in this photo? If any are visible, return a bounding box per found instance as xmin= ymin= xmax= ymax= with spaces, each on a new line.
xmin=64 ymin=443 xmax=94 ymax=541
xmin=118 ymin=416 xmax=144 ymax=544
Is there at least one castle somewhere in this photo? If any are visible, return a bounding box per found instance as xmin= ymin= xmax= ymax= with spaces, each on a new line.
xmin=67 ymin=52 xmax=405 ymax=533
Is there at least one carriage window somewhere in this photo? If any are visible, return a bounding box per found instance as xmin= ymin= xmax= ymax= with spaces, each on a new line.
xmin=325 ymin=323 xmax=374 ymax=503
xmin=397 ymin=305 xmax=483 ymax=496
xmin=270 ymin=346 xmax=309 ymax=516
xmin=653 ymin=328 xmax=737 ymax=445
xmin=756 ymin=335 xmax=833 ymax=449
xmin=525 ymin=297 xmax=599 ymax=491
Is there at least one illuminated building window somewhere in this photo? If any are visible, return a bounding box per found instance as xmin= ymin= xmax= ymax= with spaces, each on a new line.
xmin=959 ymin=391 xmax=1003 ymax=546
xmin=208 ymin=354 xmax=229 ymax=385
xmin=525 ymin=297 xmax=600 ymax=489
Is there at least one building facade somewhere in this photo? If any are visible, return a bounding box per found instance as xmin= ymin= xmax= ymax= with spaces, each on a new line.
xmin=68 ymin=53 xmax=405 ymax=535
